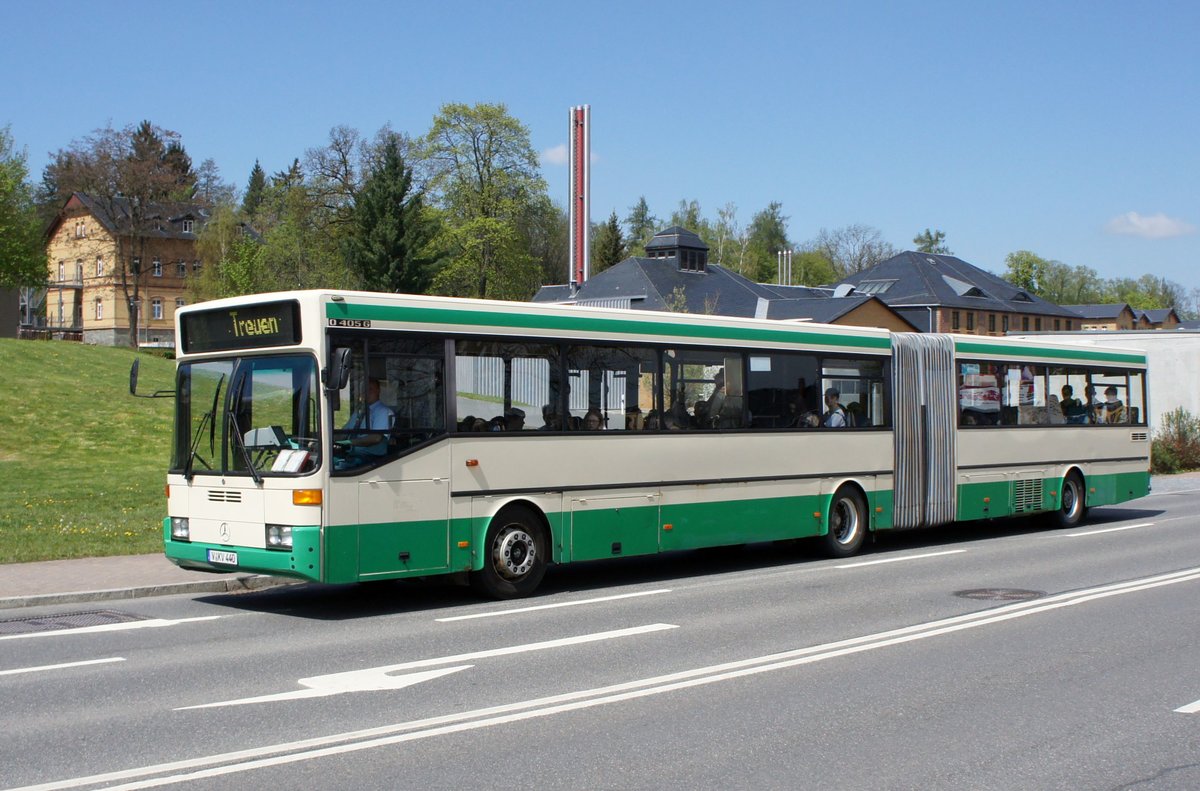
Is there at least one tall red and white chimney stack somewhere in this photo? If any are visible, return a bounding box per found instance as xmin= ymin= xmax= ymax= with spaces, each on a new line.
xmin=568 ymin=104 xmax=591 ymax=294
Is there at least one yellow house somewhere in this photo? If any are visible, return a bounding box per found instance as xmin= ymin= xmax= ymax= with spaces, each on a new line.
xmin=45 ymin=192 xmax=207 ymax=346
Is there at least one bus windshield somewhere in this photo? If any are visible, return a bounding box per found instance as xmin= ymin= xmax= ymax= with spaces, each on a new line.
xmin=172 ymin=353 xmax=321 ymax=477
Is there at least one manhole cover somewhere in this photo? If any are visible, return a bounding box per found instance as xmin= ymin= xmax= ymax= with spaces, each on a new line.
xmin=954 ymin=588 xmax=1046 ymax=602
xmin=0 ymin=610 xmax=147 ymax=636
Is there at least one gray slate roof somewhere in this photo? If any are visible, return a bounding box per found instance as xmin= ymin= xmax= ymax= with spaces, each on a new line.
xmin=62 ymin=192 xmax=210 ymax=240
xmin=838 ymin=251 xmax=1078 ymax=318
xmin=1067 ymin=303 xmax=1134 ymax=320
xmin=644 ymin=226 xmax=708 ymax=251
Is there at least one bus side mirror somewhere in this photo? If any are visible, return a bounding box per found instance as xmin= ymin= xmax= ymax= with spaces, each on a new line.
xmin=129 ymin=357 xmax=174 ymax=399
xmin=326 ymin=347 xmax=352 ymax=392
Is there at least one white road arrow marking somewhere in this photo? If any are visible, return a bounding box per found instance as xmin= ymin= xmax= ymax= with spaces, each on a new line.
xmin=177 ymin=665 xmax=472 ymax=710
xmin=1174 ymin=698 xmax=1200 ymax=714
xmin=176 ymin=623 xmax=677 ymax=711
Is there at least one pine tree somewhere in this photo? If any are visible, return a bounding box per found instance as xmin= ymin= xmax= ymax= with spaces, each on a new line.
xmin=591 ymin=211 xmax=626 ymax=275
xmin=344 ymin=134 xmax=435 ymax=293
xmin=242 ymin=160 xmax=266 ymax=217
xmin=624 ymin=196 xmax=657 ymax=256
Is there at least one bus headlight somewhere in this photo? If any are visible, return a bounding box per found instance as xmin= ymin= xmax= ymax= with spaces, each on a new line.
xmin=171 ymin=517 xmax=190 ymax=541
xmin=266 ymin=524 xmax=293 ymax=550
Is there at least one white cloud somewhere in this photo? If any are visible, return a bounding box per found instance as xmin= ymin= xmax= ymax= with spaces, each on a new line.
xmin=540 ymin=144 xmax=568 ymax=166
xmin=1105 ymin=211 xmax=1196 ymax=239
xmin=537 ymin=144 xmax=600 ymax=167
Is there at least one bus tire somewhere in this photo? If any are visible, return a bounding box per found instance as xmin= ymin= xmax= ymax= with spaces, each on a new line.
xmin=822 ymin=486 xmax=867 ymax=558
xmin=471 ymin=505 xmax=547 ymax=599
xmin=1052 ymin=471 xmax=1088 ymax=529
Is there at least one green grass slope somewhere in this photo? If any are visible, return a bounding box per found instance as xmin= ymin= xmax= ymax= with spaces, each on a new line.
xmin=0 ymin=338 xmax=177 ymax=563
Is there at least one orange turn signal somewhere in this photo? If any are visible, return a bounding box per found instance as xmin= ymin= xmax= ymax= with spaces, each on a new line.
xmin=293 ymin=489 xmax=322 ymax=506
xmin=457 ymin=541 xmax=470 ymax=549
xmin=465 ymin=459 xmax=479 ymax=467
xmin=663 ymin=524 xmax=673 ymax=531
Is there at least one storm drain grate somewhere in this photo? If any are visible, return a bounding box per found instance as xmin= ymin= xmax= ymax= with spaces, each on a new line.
xmin=955 ymin=588 xmax=1046 ymax=602
xmin=0 ymin=610 xmax=148 ymax=636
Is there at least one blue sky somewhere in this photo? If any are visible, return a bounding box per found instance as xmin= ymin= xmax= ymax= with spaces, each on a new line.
xmin=3 ymin=0 xmax=1196 ymax=288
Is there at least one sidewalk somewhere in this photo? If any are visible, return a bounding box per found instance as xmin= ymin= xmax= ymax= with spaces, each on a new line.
xmin=0 ymin=553 xmax=296 ymax=610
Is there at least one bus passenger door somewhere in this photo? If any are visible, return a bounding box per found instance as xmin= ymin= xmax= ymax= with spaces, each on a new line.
xmin=356 ymin=451 xmax=451 ymax=577
xmin=569 ymin=493 xmax=660 ymax=562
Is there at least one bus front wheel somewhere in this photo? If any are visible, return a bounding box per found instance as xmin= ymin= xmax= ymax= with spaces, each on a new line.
xmin=822 ymin=486 xmax=867 ymax=558
xmin=1052 ymin=471 xmax=1088 ymax=528
xmin=471 ymin=506 xmax=547 ymax=599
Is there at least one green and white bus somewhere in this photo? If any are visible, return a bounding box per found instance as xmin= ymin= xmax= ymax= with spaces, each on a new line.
xmin=157 ymin=290 xmax=1150 ymax=598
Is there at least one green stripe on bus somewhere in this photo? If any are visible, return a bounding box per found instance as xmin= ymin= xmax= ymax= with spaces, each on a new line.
xmin=326 ymin=302 xmax=892 ymax=351
xmin=954 ymin=340 xmax=1145 ymax=365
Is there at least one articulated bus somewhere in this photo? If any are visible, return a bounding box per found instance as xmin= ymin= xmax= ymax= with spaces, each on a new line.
xmin=157 ymin=290 xmax=1150 ymax=598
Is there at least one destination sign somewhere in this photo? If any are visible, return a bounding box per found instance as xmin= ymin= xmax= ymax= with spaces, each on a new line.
xmin=181 ymin=300 xmax=301 ymax=353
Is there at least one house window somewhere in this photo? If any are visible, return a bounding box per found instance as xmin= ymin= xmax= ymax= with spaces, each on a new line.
xmin=151 ymin=298 xmax=163 ymax=320
xmin=95 ymin=298 xmax=103 ymax=321
xmin=951 ymin=311 xmax=960 ymax=330
xmin=1035 ymin=317 xmax=1042 ymax=331
xmin=966 ymin=313 xmax=975 ymax=332
xmin=182 ymin=219 xmax=194 ymax=233
xmin=75 ymin=260 xmax=83 ymax=282
xmin=1054 ymin=319 xmax=1061 ymax=331
xmin=152 ymin=258 xmax=163 ymax=277
xmin=96 ymin=256 xmax=104 ymax=277
xmin=192 ymin=260 xmax=202 ymax=272
xmin=1022 ymin=316 xmax=1030 ymax=331
xmin=988 ymin=314 xmax=996 ymax=334
xmin=175 ymin=298 xmax=185 ymax=311
xmin=1002 ymin=315 xmax=1010 ymax=333
xmin=177 ymin=260 xmax=187 ymax=277
xmin=58 ymin=261 xmax=65 ymax=281
xmin=133 ymin=257 xmax=141 ymax=274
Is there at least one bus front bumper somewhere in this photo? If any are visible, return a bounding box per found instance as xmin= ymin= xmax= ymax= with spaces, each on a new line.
xmin=163 ymin=520 xmax=323 ymax=583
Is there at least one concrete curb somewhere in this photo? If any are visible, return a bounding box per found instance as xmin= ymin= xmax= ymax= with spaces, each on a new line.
xmin=0 ymin=575 xmax=299 ymax=611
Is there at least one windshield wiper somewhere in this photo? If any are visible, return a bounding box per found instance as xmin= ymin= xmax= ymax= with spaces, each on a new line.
xmin=184 ymin=373 xmax=224 ymax=481
xmin=227 ymin=368 xmax=263 ymax=485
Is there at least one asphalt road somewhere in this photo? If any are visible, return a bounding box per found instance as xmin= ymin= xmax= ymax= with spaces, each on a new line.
xmin=3 ymin=482 xmax=1200 ymax=791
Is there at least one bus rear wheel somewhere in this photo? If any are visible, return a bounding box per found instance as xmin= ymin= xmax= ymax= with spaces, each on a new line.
xmin=822 ymin=486 xmax=867 ymax=558
xmin=471 ymin=506 xmax=547 ymax=599
xmin=1052 ymin=471 xmax=1088 ymax=528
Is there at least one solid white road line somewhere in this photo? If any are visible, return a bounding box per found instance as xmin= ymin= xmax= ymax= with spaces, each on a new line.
xmin=1060 ymin=522 xmax=1155 ymax=538
xmin=435 ymin=589 xmax=673 ymax=622
xmin=1174 ymin=698 xmax=1200 ymax=714
xmin=175 ymin=623 xmax=679 ymax=710
xmin=0 ymin=657 xmax=125 ymax=677
xmin=835 ymin=549 xmax=966 ymax=569
xmin=19 ymin=566 xmax=1200 ymax=791
xmin=0 ymin=616 xmax=221 ymax=642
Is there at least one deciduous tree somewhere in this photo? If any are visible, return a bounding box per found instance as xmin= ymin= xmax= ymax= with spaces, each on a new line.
xmin=421 ymin=103 xmax=548 ymax=300
xmin=810 ymin=224 xmax=897 ymax=277
xmin=0 ymin=126 xmax=46 ymax=289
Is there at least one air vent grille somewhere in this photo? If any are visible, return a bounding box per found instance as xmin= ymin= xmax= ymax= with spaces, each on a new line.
xmin=1131 ymin=432 xmax=1149 ymax=442
xmin=1012 ymin=478 xmax=1044 ymax=513
xmin=207 ymin=490 xmax=243 ymax=503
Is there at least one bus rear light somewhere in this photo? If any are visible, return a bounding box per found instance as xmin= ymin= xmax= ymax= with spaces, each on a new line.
xmin=266 ymin=524 xmax=293 ymax=550
xmin=293 ymin=489 xmax=322 ymax=506
xmin=170 ymin=517 xmax=189 ymax=541
xmin=165 ymin=484 xmax=171 ymax=499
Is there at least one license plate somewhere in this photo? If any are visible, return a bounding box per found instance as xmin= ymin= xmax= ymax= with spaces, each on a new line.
xmin=208 ymin=549 xmax=238 ymax=566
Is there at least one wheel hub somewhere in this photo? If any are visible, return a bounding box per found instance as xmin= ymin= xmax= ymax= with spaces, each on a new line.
xmin=494 ymin=527 xmax=536 ymax=580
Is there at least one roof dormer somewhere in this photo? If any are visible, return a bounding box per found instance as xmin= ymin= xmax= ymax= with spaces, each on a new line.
xmin=645 ymin=226 xmax=709 ymax=273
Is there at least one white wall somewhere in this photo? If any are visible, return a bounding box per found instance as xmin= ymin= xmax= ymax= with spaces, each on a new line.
xmin=1009 ymin=331 xmax=1200 ymax=432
